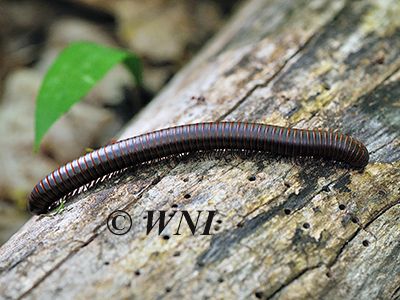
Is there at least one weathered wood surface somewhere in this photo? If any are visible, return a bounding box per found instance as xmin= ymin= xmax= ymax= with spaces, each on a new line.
xmin=1 ymin=0 xmax=400 ymax=299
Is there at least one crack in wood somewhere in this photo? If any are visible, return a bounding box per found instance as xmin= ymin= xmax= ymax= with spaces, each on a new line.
xmin=264 ymin=263 xmax=324 ymax=300
xmin=217 ymin=14 xmax=326 ymax=122
xmin=15 ymin=166 xmax=173 ymax=300
xmin=17 ymin=232 xmax=99 ymax=300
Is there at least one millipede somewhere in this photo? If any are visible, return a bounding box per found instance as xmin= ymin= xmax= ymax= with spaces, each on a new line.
xmin=29 ymin=122 xmax=369 ymax=215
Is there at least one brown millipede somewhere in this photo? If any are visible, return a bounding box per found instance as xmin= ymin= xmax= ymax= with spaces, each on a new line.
xmin=29 ymin=122 xmax=369 ymax=214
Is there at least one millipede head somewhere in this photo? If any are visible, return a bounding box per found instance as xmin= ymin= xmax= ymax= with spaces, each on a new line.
xmin=28 ymin=196 xmax=47 ymax=215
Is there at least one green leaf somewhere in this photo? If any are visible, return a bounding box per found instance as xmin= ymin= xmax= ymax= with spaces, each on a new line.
xmin=34 ymin=41 xmax=143 ymax=152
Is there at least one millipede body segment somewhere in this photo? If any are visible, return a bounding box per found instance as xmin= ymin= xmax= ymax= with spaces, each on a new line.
xmin=29 ymin=122 xmax=369 ymax=214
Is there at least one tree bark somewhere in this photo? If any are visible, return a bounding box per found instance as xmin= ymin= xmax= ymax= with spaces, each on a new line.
xmin=1 ymin=0 xmax=400 ymax=299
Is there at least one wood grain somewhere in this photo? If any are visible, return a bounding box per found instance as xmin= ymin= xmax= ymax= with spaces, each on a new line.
xmin=1 ymin=0 xmax=400 ymax=299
